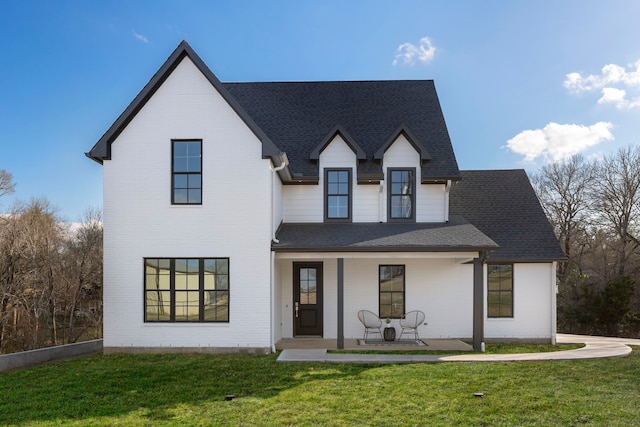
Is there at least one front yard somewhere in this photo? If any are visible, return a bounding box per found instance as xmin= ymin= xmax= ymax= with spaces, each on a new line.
xmin=1 ymin=347 xmax=638 ymax=426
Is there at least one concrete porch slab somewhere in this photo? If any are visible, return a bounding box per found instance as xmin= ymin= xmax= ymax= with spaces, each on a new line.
xmin=275 ymin=337 xmax=472 ymax=352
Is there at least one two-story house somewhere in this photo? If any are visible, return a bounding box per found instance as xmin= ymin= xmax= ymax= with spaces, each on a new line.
xmin=87 ymin=41 xmax=564 ymax=353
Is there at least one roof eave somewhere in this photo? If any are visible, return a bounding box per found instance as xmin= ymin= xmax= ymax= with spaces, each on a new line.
xmin=271 ymin=245 xmax=499 ymax=253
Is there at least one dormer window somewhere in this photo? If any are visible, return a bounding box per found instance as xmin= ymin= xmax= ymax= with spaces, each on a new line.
xmin=172 ymin=140 xmax=202 ymax=205
xmin=388 ymin=168 xmax=415 ymax=221
xmin=325 ymin=169 xmax=351 ymax=221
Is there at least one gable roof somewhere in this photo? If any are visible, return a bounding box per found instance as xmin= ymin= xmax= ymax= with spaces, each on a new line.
xmin=309 ymin=125 xmax=367 ymax=161
xmin=85 ymin=40 xmax=282 ymax=166
xmin=449 ymin=169 xmax=565 ymax=262
xmin=223 ymin=80 xmax=460 ymax=183
xmin=373 ymin=124 xmax=431 ymax=162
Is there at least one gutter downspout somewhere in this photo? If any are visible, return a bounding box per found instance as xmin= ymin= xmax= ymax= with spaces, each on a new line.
xmin=444 ymin=179 xmax=451 ymax=222
xmin=378 ymin=182 xmax=384 ymax=222
xmin=269 ymin=153 xmax=288 ymax=353
xmin=270 ymin=153 xmax=289 ymax=243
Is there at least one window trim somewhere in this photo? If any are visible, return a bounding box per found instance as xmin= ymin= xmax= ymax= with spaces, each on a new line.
xmin=171 ymin=139 xmax=203 ymax=205
xmin=387 ymin=167 xmax=416 ymax=222
xmin=324 ymin=168 xmax=352 ymax=222
xmin=144 ymin=257 xmax=229 ymax=323
xmin=378 ymin=264 xmax=406 ymax=319
xmin=487 ymin=263 xmax=514 ymax=318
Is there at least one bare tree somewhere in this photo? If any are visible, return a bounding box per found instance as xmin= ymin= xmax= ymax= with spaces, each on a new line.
xmin=532 ymin=155 xmax=595 ymax=283
xmin=61 ymin=208 xmax=103 ymax=343
xmin=0 ymin=170 xmax=16 ymax=351
xmin=14 ymin=199 xmax=64 ymax=348
xmin=0 ymin=169 xmax=15 ymax=200
xmin=0 ymin=172 xmax=104 ymax=353
xmin=591 ymin=146 xmax=640 ymax=280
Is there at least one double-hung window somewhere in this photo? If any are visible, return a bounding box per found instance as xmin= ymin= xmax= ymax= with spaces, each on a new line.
xmin=172 ymin=140 xmax=202 ymax=205
xmin=144 ymin=258 xmax=229 ymax=322
xmin=379 ymin=265 xmax=405 ymax=318
xmin=388 ymin=168 xmax=415 ymax=221
xmin=325 ymin=169 xmax=351 ymax=221
xmin=487 ymin=264 xmax=513 ymax=318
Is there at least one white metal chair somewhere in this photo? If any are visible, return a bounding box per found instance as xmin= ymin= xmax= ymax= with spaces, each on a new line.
xmin=357 ymin=310 xmax=383 ymax=340
xmin=399 ymin=310 xmax=426 ymax=341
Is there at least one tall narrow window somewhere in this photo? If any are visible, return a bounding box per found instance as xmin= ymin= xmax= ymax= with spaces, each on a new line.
xmin=325 ymin=169 xmax=351 ymax=221
xmin=145 ymin=258 xmax=229 ymax=322
xmin=388 ymin=168 xmax=415 ymax=221
xmin=487 ymin=264 xmax=513 ymax=318
xmin=172 ymin=140 xmax=202 ymax=205
xmin=379 ymin=265 xmax=405 ymax=318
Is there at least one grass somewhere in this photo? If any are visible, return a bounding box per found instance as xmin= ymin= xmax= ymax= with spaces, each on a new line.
xmin=0 ymin=347 xmax=638 ymax=426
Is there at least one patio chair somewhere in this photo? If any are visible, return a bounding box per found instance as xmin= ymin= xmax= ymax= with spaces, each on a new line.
xmin=399 ymin=310 xmax=426 ymax=341
xmin=357 ymin=310 xmax=383 ymax=340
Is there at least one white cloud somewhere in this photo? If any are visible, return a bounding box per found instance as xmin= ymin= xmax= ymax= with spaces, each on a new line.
xmin=597 ymin=87 xmax=640 ymax=110
xmin=506 ymin=122 xmax=614 ymax=163
xmin=564 ymin=60 xmax=640 ymax=109
xmin=392 ymin=37 xmax=436 ymax=66
xmin=132 ymin=30 xmax=148 ymax=43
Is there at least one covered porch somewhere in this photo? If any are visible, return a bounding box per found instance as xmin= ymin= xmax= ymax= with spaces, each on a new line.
xmin=272 ymin=219 xmax=499 ymax=352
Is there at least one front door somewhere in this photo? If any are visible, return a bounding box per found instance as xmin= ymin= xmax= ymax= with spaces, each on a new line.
xmin=293 ymin=262 xmax=323 ymax=336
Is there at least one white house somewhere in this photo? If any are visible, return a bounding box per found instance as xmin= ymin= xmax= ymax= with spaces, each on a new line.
xmin=87 ymin=41 xmax=564 ymax=354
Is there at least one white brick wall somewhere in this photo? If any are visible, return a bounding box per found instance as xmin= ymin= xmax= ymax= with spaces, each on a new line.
xmin=103 ymin=57 xmax=273 ymax=350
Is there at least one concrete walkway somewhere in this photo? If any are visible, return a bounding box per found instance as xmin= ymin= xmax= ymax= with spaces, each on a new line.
xmin=276 ymin=334 xmax=640 ymax=364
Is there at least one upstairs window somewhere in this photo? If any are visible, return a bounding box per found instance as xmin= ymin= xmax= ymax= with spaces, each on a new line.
xmin=172 ymin=140 xmax=202 ymax=205
xmin=487 ymin=264 xmax=513 ymax=318
xmin=388 ymin=168 xmax=415 ymax=221
xmin=325 ymin=169 xmax=351 ymax=221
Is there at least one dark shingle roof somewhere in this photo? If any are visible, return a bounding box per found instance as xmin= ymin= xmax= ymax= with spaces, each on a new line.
xmin=223 ymin=80 xmax=460 ymax=181
xmin=272 ymin=216 xmax=498 ymax=252
xmin=450 ymin=170 xmax=565 ymax=262
xmin=87 ymin=41 xmax=459 ymax=182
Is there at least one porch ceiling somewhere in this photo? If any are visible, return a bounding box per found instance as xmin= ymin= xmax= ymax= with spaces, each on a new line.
xmin=272 ymin=215 xmax=499 ymax=253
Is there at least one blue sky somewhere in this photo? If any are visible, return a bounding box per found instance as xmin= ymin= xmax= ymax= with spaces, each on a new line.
xmin=1 ymin=1 xmax=640 ymax=221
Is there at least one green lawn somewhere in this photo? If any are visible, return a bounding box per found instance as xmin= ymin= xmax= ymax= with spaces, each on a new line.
xmin=1 ymin=347 xmax=638 ymax=426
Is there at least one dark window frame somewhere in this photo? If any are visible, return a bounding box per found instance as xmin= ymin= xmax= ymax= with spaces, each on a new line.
xmin=487 ymin=263 xmax=514 ymax=318
xmin=171 ymin=139 xmax=203 ymax=205
xmin=144 ymin=257 xmax=229 ymax=323
xmin=387 ymin=168 xmax=416 ymax=222
xmin=324 ymin=168 xmax=352 ymax=222
xmin=378 ymin=264 xmax=406 ymax=319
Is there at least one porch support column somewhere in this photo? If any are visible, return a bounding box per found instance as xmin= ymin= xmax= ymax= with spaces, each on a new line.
xmin=337 ymin=258 xmax=344 ymax=349
xmin=473 ymin=251 xmax=487 ymax=352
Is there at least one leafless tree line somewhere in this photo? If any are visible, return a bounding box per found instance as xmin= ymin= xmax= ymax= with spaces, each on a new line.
xmin=0 ymin=170 xmax=102 ymax=354
xmin=532 ymin=146 xmax=640 ymax=337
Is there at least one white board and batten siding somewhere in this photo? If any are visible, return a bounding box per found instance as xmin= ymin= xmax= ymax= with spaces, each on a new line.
xmin=381 ymin=135 xmax=446 ymax=223
xmin=275 ymin=254 xmax=477 ymax=341
xmin=282 ymin=134 xmax=448 ymax=223
xmin=282 ymin=135 xmax=378 ymax=223
xmin=103 ymin=56 xmax=273 ymax=351
xmin=275 ymin=256 xmax=556 ymax=342
xmin=485 ymin=263 xmax=556 ymax=342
